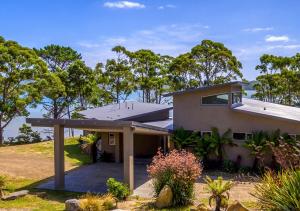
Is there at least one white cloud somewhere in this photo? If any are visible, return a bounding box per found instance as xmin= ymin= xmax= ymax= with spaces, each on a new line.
xmin=243 ymin=27 xmax=273 ymax=32
xmin=265 ymin=35 xmax=289 ymax=42
xmin=104 ymin=1 xmax=145 ymax=9
xmin=267 ymin=44 xmax=300 ymax=50
xmin=157 ymin=4 xmax=176 ymax=10
xmin=78 ymin=23 xmax=209 ymax=66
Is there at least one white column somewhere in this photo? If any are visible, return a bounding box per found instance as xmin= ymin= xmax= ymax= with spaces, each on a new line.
xmin=123 ymin=127 xmax=134 ymax=190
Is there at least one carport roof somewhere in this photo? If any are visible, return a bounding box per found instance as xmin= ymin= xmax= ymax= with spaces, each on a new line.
xmin=26 ymin=118 xmax=170 ymax=135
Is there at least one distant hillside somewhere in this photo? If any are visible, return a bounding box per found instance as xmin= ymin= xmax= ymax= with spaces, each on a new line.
xmin=243 ymin=81 xmax=257 ymax=90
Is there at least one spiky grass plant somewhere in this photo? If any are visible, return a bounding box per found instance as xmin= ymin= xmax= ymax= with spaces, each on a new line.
xmin=79 ymin=192 xmax=116 ymax=211
xmin=204 ymin=176 xmax=233 ymax=211
xmin=253 ymin=170 xmax=300 ymax=210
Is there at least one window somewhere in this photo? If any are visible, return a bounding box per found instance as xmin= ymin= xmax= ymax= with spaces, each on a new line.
xmin=202 ymin=131 xmax=212 ymax=137
xmin=109 ymin=133 xmax=116 ymax=145
xmin=246 ymin=133 xmax=253 ymax=140
xmin=232 ymin=92 xmax=242 ymax=105
xmin=288 ymin=134 xmax=297 ymax=140
xmin=201 ymin=94 xmax=229 ymax=105
xmin=233 ymin=133 xmax=246 ymax=140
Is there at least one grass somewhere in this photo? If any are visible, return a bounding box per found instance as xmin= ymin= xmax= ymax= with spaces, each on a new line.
xmin=0 ymin=174 xmax=84 ymax=211
xmin=0 ymin=137 xmax=90 ymax=210
xmin=14 ymin=137 xmax=92 ymax=166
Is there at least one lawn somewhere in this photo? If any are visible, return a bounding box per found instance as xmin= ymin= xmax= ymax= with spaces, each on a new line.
xmin=0 ymin=137 xmax=90 ymax=210
xmin=14 ymin=137 xmax=91 ymax=166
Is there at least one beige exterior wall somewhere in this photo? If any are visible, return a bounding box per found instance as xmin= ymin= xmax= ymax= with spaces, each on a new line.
xmin=134 ymin=134 xmax=161 ymax=158
xmin=173 ymin=85 xmax=300 ymax=166
xmin=98 ymin=132 xmax=162 ymax=162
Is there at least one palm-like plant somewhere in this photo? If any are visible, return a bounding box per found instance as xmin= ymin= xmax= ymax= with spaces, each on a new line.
xmin=205 ymin=176 xmax=233 ymax=211
xmin=171 ymin=127 xmax=197 ymax=149
xmin=194 ymin=134 xmax=211 ymax=162
xmin=244 ymin=131 xmax=268 ymax=170
xmin=209 ymin=128 xmax=235 ymax=164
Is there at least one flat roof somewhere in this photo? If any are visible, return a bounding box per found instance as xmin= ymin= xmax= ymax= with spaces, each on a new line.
xmin=79 ymin=101 xmax=172 ymax=120
xmin=26 ymin=118 xmax=170 ymax=135
xmin=164 ymin=81 xmax=244 ymax=97
xmin=234 ymin=98 xmax=300 ymax=123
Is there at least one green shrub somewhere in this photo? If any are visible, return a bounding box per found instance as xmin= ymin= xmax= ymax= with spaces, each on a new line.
xmin=80 ymin=134 xmax=98 ymax=144
xmin=106 ymin=178 xmax=130 ymax=201
xmin=253 ymin=170 xmax=300 ymax=210
xmin=147 ymin=150 xmax=202 ymax=206
xmin=222 ymin=160 xmax=236 ymax=173
xmin=204 ymin=176 xmax=233 ymax=211
xmin=171 ymin=128 xmax=197 ymax=149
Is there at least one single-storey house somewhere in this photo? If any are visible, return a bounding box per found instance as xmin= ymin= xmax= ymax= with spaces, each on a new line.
xmin=26 ymin=81 xmax=300 ymax=191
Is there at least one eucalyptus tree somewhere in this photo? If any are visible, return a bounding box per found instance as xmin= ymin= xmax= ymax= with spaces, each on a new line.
xmin=191 ymin=40 xmax=243 ymax=86
xmin=67 ymin=60 xmax=101 ymax=109
xmin=129 ymin=49 xmax=161 ymax=103
xmin=154 ymin=55 xmax=174 ymax=104
xmin=254 ymin=54 xmax=300 ymax=106
xmin=168 ymin=53 xmax=198 ymax=91
xmin=35 ymin=45 xmax=82 ymax=119
xmin=0 ymin=36 xmax=51 ymax=144
xmin=102 ymin=46 xmax=135 ymax=103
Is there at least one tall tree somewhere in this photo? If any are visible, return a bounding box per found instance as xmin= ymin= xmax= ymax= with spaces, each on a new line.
xmin=0 ymin=36 xmax=50 ymax=144
xmin=154 ymin=55 xmax=173 ymax=104
xmin=35 ymin=45 xmax=81 ymax=119
xmin=254 ymin=54 xmax=300 ymax=106
xmin=191 ymin=40 xmax=243 ymax=86
xmin=102 ymin=46 xmax=135 ymax=103
xmin=67 ymin=60 xmax=102 ymax=109
xmin=168 ymin=53 xmax=198 ymax=91
xmin=129 ymin=49 xmax=160 ymax=103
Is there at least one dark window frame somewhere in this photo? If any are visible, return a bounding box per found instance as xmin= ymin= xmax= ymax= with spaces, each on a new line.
xmin=232 ymin=92 xmax=242 ymax=105
xmin=233 ymin=132 xmax=246 ymax=140
xmin=202 ymin=131 xmax=212 ymax=137
xmin=201 ymin=93 xmax=229 ymax=105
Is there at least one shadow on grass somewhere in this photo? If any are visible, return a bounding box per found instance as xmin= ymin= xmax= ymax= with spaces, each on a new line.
xmin=64 ymin=143 xmax=92 ymax=165
xmin=9 ymin=167 xmax=89 ymax=205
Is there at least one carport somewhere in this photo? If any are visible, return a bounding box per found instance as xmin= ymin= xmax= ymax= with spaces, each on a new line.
xmin=26 ymin=118 xmax=169 ymax=191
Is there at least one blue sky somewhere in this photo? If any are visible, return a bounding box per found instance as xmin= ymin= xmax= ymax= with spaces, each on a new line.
xmin=2 ymin=0 xmax=300 ymax=138
xmin=1 ymin=0 xmax=300 ymax=81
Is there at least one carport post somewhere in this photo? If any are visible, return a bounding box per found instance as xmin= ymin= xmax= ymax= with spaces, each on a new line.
xmin=123 ymin=126 xmax=134 ymax=190
xmin=163 ymin=135 xmax=167 ymax=154
xmin=54 ymin=124 xmax=65 ymax=190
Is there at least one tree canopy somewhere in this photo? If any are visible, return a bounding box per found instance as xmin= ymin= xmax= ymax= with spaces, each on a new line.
xmin=254 ymin=54 xmax=300 ymax=106
xmin=0 ymin=36 xmax=50 ymax=144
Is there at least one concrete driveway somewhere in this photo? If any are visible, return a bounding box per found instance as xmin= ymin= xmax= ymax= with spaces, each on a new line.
xmin=37 ymin=162 xmax=154 ymax=197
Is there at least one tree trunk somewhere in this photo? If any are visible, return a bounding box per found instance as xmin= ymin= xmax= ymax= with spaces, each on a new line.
xmin=215 ymin=196 xmax=221 ymax=211
xmin=67 ymin=105 xmax=74 ymax=137
xmin=252 ymin=157 xmax=259 ymax=171
xmin=217 ymin=146 xmax=223 ymax=166
xmin=0 ymin=127 xmax=3 ymax=145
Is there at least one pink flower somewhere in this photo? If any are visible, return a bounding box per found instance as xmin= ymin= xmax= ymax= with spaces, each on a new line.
xmin=147 ymin=149 xmax=202 ymax=182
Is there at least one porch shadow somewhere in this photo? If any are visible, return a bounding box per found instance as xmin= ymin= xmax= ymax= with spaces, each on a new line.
xmin=36 ymin=162 xmax=153 ymax=197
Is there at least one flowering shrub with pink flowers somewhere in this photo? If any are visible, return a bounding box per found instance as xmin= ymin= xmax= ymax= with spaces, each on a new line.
xmin=147 ymin=149 xmax=202 ymax=206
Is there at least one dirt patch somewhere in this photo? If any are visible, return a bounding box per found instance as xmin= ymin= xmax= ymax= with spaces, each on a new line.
xmin=0 ymin=146 xmax=73 ymax=179
xmin=195 ymin=181 xmax=257 ymax=202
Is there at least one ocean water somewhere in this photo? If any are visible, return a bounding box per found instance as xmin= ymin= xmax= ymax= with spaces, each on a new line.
xmin=3 ymin=90 xmax=255 ymax=140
